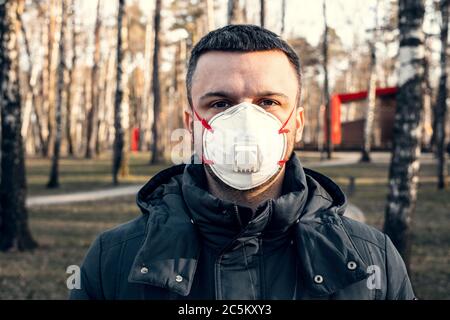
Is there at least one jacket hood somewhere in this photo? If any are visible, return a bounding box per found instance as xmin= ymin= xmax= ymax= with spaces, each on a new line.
xmin=131 ymin=154 xmax=368 ymax=297
xmin=135 ymin=154 xmax=347 ymax=221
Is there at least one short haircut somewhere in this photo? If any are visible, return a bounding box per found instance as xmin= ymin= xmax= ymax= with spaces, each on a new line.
xmin=186 ymin=24 xmax=302 ymax=108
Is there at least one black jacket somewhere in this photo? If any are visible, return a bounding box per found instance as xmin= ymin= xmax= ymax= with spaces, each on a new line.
xmin=70 ymin=154 xmax=415 ymax=300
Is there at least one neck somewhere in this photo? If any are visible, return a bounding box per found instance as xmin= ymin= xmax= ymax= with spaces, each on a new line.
xmin=205 ymin=166 xmax=285 ymax=212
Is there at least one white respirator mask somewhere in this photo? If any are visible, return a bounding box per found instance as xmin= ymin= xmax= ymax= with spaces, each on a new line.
xmin=193 ymin=102 xmax=294 ymax=190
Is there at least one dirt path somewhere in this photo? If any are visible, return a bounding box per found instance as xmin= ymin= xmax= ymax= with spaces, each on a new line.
xmin=26 ymin=185 xmax=142 ymax=207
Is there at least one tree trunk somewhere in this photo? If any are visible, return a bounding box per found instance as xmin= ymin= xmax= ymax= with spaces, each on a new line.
xmin=260 ymin=0 xmax=265 ymax=28
xmin=113 ymin=0 xmax=125 ymax=185
xmin=85 ymin=0 xmax=101 ymax=159
xmin=120 ymin=12 xmax=130 ymax=177
xmin=95 ymin=49 xmax=111 ymax=155
xmin=140 ymin=16 xmax=153 ymax=151
xmin=174 ymin=40 xmax=187 ymax=130
xmin=47 ymin=0 xmax=67 ymax=189
xmin=227 ymin=0 xmax=241 ymax=24
xmin=383 ymin=0 xmax=425 ymax=268
xmin=323 ymin=0 xmax=332 ymax=159
xmin=281 ymin=0 xmax=286 ymax=37
xmin=78 ymin=71 xmax=89 ymax=154
xmin=16 ymin=4 xmax=46 ymax=156
xmin=422 ymin=33 xmax=433 ymax=151
xmin=99 ymin=49 xmax=115 ymax=153
xmin=361 ymin=42 xmax=377 ymax=162
xmin=44 ymin=0 xmax=58 ymax=158
xmin=40 ymin=0 xmax=56 ymax=157
xmin=361 ymin=3 xmax=379 ymax=162
xmin=150 ymin=0 xmax=164 ymax=164
xmin=66 ymin=0 xmax=77 ymax=157
xmin=205 ymin=0 xmax=215 ymax=32
xmin=436 ymin=0 xmax=449 ymax=189
xmin=0 ymin=0 xmax=38 ymax=251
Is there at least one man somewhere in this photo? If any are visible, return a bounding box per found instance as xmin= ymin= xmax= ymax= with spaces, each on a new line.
xmin=70 ymin=25 xmax=415 ymax=300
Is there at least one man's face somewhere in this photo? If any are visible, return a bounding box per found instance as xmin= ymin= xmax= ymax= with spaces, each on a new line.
xmin=185 ymin=49 xmax=304 ymax=163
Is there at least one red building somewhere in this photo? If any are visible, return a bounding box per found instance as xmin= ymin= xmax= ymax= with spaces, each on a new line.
xmin=328 ymin=87 xmax=397 ymax=150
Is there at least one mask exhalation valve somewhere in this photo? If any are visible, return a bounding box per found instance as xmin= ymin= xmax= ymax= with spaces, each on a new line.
xmin=233 ymin=135 xmax=260 ymax=173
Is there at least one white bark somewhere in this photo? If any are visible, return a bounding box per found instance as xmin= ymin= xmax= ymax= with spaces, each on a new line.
xmin=398 ymin=45 xmax=424 ymax=86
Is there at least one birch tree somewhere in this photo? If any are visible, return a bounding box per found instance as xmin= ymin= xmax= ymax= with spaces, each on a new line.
xmin=322 ymin=0 xmax=332 ymax=159
xmin=361 ymin=2 xmax=380 ymax=163
xmin=260 ymin=0 xmax=265 ymax=28
xmin=383 ymin=0 xmax=425 ymax=267
xmin=85 ymin=0 xmax=101 ymax=159
xmin=16 ymin=1 xmax=46 ymax=155
xmin=435 ymin=0 xmax=449 ymax=189
xmin=66 ymin=0 xmax=77 ymax=156
xmin=44 ymin=0 xmax=58 ymax=157
xmin=150 ymin=0 xmax=164 ymax=164
xmin=113 ymin=0 xmax=125 ymax=184
xmin=227 ymin=0 xmax=242 ymax=24
xmin=422 ymin=31 xmax=433 ymax=151
xmin=361 ymin=42 xmax=377 ymax=162
xmin=0 ymin=0 xmax=38 ymax=251
xmin=47 ymin=0 xmax=67 ymax=188
xmin=281 ymin=0 xmax=286 ymax=37
xmin=140 ymin=15 xmax=153 ymax=151
xmin=205 ymin=0 xmax=215 ymax=31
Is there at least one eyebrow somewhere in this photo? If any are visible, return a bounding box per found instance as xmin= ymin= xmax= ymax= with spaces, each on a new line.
xmin=199 ymin=90 xmax=289 ymax=101
xmin=199 ymin=91 xmax=233 ymax=101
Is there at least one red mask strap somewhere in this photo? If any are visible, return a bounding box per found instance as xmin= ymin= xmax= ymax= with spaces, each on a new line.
xmin=278 ymin=159 xmax=288 ymax=167
xmin=277 ymin=106 xmax=296 ymax=167
xmin=278 ymin=106 xmax=296 ymax=134
xmin=202 ymin=154 xmax=214 ymax=165
xmin=192 ymin=107 xmax=214 ymax=165
xmin=193 ymin=107 xmax=214 ymax=133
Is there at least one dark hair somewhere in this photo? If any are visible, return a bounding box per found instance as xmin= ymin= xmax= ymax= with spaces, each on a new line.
xmin=186 ymin=24 xmax=302 ymax=108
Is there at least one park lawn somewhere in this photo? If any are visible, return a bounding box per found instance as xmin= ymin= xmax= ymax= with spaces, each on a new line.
xmin=0 ymin=157 xmax=448 ymax=299
xmin=0 ymin=196 xmax=138 ymax=299
xmin=25 ymin=152 xmax=169 ymax=196
xmin=25 ymin=151 xmax=332 ymax=196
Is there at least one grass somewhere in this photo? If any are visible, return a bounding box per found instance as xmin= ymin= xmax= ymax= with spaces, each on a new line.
xmin=26 ymin=152 xmax=169 ymax=196
xmin=0 ymin=152 xmax=448 ymax=299
xmin=25 ymin=151 xmax=330 ymax=196
xmin=0 ymin=196 xmax=138 ymax=299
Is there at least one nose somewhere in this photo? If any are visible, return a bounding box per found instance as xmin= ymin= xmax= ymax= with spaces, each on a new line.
xmin=241 ymin=98 xmax=254 ymax=104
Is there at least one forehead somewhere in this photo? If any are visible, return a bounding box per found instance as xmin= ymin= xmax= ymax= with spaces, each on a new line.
xmin=191 ymin=50 xmax=298 ymax=99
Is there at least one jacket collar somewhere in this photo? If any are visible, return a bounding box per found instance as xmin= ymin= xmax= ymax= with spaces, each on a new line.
xmin=180 ymin=153 xmax=309 ymax=252
xmin=129 ymin=155 xmax=368 ymax=297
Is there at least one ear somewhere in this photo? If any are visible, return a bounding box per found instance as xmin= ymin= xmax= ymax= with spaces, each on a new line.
xmin=295 ymin=106 xmax=305 ymax=143
xmin=184 ymin=107 xmax=193 ymax=134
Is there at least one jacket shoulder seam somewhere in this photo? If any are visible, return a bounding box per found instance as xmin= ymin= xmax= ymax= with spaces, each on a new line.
xmin=100 ymin=231 xmax=146 ymax=252
xmin=313 ymin=193 xmax=333 ymax=204
xmin=394 ymin=274 xmax=409 ymax=300
xmin=97 ymin=233 xmax=106 ymax=299
xmin=347 ymin=233 xmax=386 ymax=251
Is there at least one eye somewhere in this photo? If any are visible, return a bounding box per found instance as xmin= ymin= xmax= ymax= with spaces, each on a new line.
xmin=211 ymin=100 xmax=232 ymax=109
xmin=258 ymin=99 xmax=280 ymax=108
